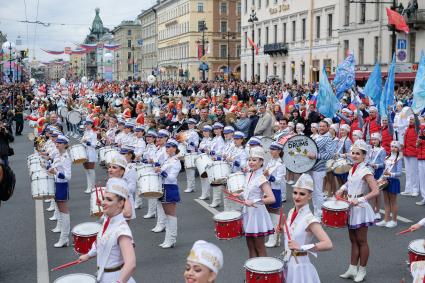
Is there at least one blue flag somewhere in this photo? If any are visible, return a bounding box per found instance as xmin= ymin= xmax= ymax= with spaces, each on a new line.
xmin=333 ymin=54 xmax=356 ymax=100
xmin=379 ymin=54 xmax=396 ymax=117
xmin=363 ymin=63 xmax=382 ymax=106
xmin=412 ymin=51 xmax=425 ymax=114
xmin=317 ymin=67 xmax=340 ymax=118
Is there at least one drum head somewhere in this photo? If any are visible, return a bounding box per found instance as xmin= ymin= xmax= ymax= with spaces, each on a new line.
xmin=409 ymin=239 xmax=425 ymax=255
xmin=323 ymin=200 xmax=350 ymax=210
xmin=213 ymin=211 xmax=241 ymax=221
xmin=72 ymin=222 xmax=102 ymax=236
xmin=244 ymin=257 xmax=284 ymax=273
xmin=282 ymin=135 xmax=318 ymax=174
xmin=54 ymin=273 xmax=96 ymax=283
xmin=67 ymin=110 xmax=82 ymax=125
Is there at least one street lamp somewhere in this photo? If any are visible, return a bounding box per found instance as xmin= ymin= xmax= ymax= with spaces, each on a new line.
xmin=200 ymin=21 xmax=208 ymax=81
xmin=131 ymin=46 xmax=135 ymax=80
xmin=247 ymin=6 xmax=258 ymax=83
xmin=222 ymin=31 xmax=237 ymax=81
xmin=2 ymin=41 xmax=16 ymax=83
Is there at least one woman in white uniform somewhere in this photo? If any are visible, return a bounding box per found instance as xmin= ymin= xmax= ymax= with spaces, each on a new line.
xmin=79 ymin=177 xmax=136 ymax=283
xmin=209 ymin=122 xmax=225 ymax=208
xmin=184 ymin=118 xmax=200 ymax=193
xmin=141 ymin=130 xmax=158 ymax=219
xmin=81 ymin=118 xmax=98 ymax=194
xmin=336 ymin=140 xmax=380 ymax=282
xmin=283 ymin=173 xmax=333 ymax=283
xmin=120 ymin=145 xmax=137 ymax=221
xmin=198 ymin=125 xmax=213 ymax=200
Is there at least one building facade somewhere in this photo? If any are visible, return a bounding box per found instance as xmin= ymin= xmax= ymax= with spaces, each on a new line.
xmin=70 ymin=53 xmax=86 ymax=80
xmin=241 ymin=0 xmax=339 ymax=83
xmin=138 ymin=7 xmax=158 ymax=80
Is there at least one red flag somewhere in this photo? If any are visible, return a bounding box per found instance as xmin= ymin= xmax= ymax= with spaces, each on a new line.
xmin=197 ymin=43 xmax=203 ymax=60
xmin=386 ymin=8 xmax=409 ymax=34
xmin=247 ymin=36 xmax=259 ymax=55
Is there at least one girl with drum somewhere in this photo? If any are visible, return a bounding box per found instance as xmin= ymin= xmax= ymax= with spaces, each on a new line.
xmin=81 ymin=118 xmax=98 ymax=194
xmin=154 ymin=138 xmax=181 ymax=248
xmin=141 ymin=130 xmax=158 ymax=218
xmin=47 ymin=135 xmax=72 ymax=248
xmin=264 ymin=142 xmax=286 ymax=248
xmin=120 ymin=145 xmax=137 ymax=220
xmin=184 ymin=240 xmax=223 ymax=283
xmin=121 ymin=121 xmax=136 ymax=147
xmin=198 ymin=125 xmax=213 ymax=200
xmin=283 ymin=173 xmax=333 ymax=283
xmin=79 ymin=177 xmax=136 ymax=283
xmin=334 ymin=124 xmax=353 ymax=186
xmin=183 ymin=118 xmax=200 ymax=193
xmin=105 ymin=115 xmax=118 ymax=145
xmin=242 ymin=147 xmax=276 ymax=258
xmin=336 ymin=140 xmax=379 ymax=282
xmin=376 ymin=141 xmax=403 ymax=229
xmin=114 ymin=119 xmax=126 ymax=147
xmin=209 ymin=122 xmax=225 ymax=208
xmin=133 ymin=125 xmax=146 ymax=162
xmin=227 ymin=131 xmax=248 ymax=173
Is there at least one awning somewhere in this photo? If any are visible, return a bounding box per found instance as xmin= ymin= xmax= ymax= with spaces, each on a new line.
xmin=328 ymin=72 xmax=417 ymax=82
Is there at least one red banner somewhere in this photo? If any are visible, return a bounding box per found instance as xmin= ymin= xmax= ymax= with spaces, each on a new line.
xmin=386 ymin=8 xmax=409 ymax=34
xmin=64 ymin=47 xmax=72 ymax=54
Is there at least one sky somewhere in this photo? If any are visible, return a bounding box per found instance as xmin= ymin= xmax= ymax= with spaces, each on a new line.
xmin=0 ymin=0 xmax=156 ymax=62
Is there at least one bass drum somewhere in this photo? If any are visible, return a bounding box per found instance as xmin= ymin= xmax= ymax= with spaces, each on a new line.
xmin=67 ymin=110 xmax=82 ymax=125
xmin=282 ymin=135 xmax=318 ymax=174
xmin=58 ymin=107 xmax=69 ymax=120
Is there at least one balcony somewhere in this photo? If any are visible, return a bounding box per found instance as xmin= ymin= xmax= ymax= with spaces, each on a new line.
xmin=263 ymin=42 xmax=288 ymax=56
xmin=405 ymin=9 xmax=425 ymax=30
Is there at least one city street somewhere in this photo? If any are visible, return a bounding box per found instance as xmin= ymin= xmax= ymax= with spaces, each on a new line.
xmin=0 ymin=127 xmax=423 ymax=283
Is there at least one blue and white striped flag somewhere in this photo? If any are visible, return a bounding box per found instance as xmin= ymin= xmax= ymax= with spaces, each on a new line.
xmin=412 ymin=51 xmax=425 ymax=114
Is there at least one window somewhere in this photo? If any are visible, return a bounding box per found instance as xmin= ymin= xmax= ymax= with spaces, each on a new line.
xmin=409 ymin=32 xmax=416 ymax=63
xmin=302 ymin=19 xmax=306 ymax=40
xmin=273 ymin=65 xmax=277 ymax=76
xmin=244 ymin=31 xmax=248 ymax=48
xmin=198 ymin=2 xmax=204 ymax=12
xmin=257 ymin=63 xmax=261 ymax=80
xmin=328 ymin=14 xmax=333 ymax=37
xmin=265 ymin=64 xmax=268 ymax=78
xmin=198 ymin=21 xmax=206 ymax=32
xmin=237 ymin=21 xmax=242 ymax=33
xmin=344 ymin=40 xmax=349 ymax=57
xmin=282 ymin=62 xmax=286 ymax=82
xmin=257 ymin=0 xmax=261 ymax=9
xmin=127 ymin=30 xmax=132 ymax=35
xmin=237 ymin=2 xmax=241 ymax=14
xmin=274 ymin=25 xmax=278 ymax=43
xmin=316 ymin=16 xmax=320 ymax=39
xmin=220 ymin=44 xmax=227 ymax=58
xmin=358 ymin=38 xmax=364 ymax=65
xmin=344 ymin=0 xmax=350 ymax=26
xmin=128 ymin=52 xmax=132 ymax=59
xmin=266 ymin=0 xmax=269 ymax=7
xmin=237 ymin=44 xmax=241 ymax=57
xmin=127 ymin=40 xmax=132 ymax=48
xmin=258 ymin=28 xmax=262 ymax=46
xmin=375 ymin=3 xmax=379 ymax=21
xmin=283 ymin=23 xmax=287 ymax=44
xmin=244 ymin=0 xmax=247 ymax=13
xmin=128 ymin=64 xmax=132 ymax=72
xmin=221 ymin=2 xmax=228 ymax=14
xmin=360 ymin=0 xmax=366 ymax=24
xmin=374 ymin=36 xmax=379 ymax=63
xmin=221 ymin=21 xmax=228 ymax=33
xmin=292 ymin=21 xmax=296 ymax=42
xmin=265 ymin=26 xmax=269 ymax=44
xmin=324 ymin=59 xmax=332 ymax=76
xmin=244 ymin=64 xmax=247 ymax=81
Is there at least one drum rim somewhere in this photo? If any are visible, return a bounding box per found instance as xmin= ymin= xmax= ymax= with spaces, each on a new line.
xmin=213 ymin=211 xmax=242 ymax=221
xmin=53 ymin=273 xmax=96 ymax=282
xmin=322 ymin=200 xmax=350 ymax=210
xmin=282 ymin=134 xmax=318 ymax=174
xmin=244 ymin=257 xmax=284 ymax=273
xmin=72 ymin=222 xmax=102 ymax=236
xmin=409 ymin=239 xmax=425 ymax=255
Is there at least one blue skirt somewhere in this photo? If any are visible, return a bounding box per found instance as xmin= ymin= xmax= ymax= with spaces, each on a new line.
xmin=159 ymin=184 xmax=180 ymax=203
xmin=334 ymin=172 xmax=348 ymax=183
xmin=384 ymin=178 xmax=400 ymax=195
xmin=55 ymin=182 xmax=69 ymax=201
xmin=373 ymin=168 xmax=384 ymax=180
xmin=267 ymin=189 xmax=282 ymax=209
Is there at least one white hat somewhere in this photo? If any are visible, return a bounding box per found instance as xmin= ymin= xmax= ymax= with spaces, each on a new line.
xmin=330 ymin=124 xmax=339 ymax=132
xmin=249 ymin=147 xmax=265 ymax=159
xmin=296 ymin=123 xmax=305 ymax=131
xmin=352 ymin=130 xmax=363 ymax=139
xmin=109 ymin=153 xmax=127 ymax=168
xmin=369 ymin=106 xmax=378 ymax=113
xmin=106 ymin=177 xmax=129 ymax=199
xmin=311 ymin=123 xmax=319 ymax=129
xmin=351 ymin=139 xmax=369 ymax=152
xmin=371 ymin=132 xmax=382 ymax=141
xmin=342 ymin=108 xmax=353 ymax=115
xmin=293 ymin=173 xmax=314 ymax=191
xmin=391 ymin=140 xmax=401 ymax=149
xmin=340 ymin=124 xmax=351 ymax=133
xmin=187 ymin=240 xmax=223 ymax=274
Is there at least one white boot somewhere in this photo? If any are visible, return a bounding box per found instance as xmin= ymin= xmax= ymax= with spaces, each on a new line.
xmin=84 ymin=170 xmax=91 ymax=194
xmin=223 ymin=193 xmax=231 ymax=211
xmin=184 ymin=168 xmax=196 ymax=193
xmin=354 ymin=266 xmax=366 ymax=282
xmin=135 ymin=194 xmax=143 ymax=209
xmin=209 ymin=186 xmax=222 ymax=208
xmin=151 ymin=202 xmax=166 ymax=232
xmin=144 ymin=199 xmax=156 ymax=219
xmin=46 ymin=200 xmax=55 ymax=211
xmin=265 ymin=214 xmax=280 ymax=248
xmin=86 ymin=169 xmax=96 ymax=194
xmin=51 ymin=207 xmax=61 ymax=233
xmin=54 ymin=212 xmax=70 ymax=248
xmin=339 ymin=265 xmax=358 ymax=279
xmin=49 ymin=206 xmax=58 ymax=221
xmin=44 ymin=198 xmax=52 ymax=203
xmin=161 ymin=215 xmax=177 ymax=248
xmin=199 ymin=177 xmax=210 ymax=200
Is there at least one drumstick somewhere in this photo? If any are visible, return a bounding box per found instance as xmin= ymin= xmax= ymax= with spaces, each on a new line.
xmin=223 ymin=190 xmax=239 ymax=198
xmin=224 ymin=196 xmax=256 ymax=208
xmin=51 ymin=259 xmax=82 ymax=271
xmin=283 ymin=214 xmax=291 ymax=241
xmin=396 ymin=228 xmax=412 ymax=235
xmin=335 ymin=196 xmax=364 ymax=208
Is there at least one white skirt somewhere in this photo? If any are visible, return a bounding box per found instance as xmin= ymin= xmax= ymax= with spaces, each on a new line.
xmin=286 ymin=255 xmax=320 ymax=283
xmin=99 ymin=270 xmax=136 ymax=283
xmin=86 ymin=147 xmax=98 ymax=162
xmin=348 ymin=202 xmax=376 ymax=229
xmin=243 ymin=204 xmax=274 ymax=237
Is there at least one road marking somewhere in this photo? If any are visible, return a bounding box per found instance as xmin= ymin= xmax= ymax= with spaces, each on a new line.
xmin=378 ymin=209 xmax=413 ymax=223
xmin=35 ymin=200 xmax=49 ymax=283
xmin=194 ymin=199 xmax=220 ymax=215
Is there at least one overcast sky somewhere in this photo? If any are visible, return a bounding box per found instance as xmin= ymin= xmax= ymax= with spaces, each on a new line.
xmin=0 ymin=0 xmax=156 ymax=62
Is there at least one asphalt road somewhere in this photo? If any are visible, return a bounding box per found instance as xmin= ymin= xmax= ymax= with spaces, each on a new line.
xmin=1 ymin=124 xmax=424 ymax=283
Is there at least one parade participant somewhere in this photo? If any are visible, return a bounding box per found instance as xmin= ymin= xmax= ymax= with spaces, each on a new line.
xmin=376 ymin=141 xmax=403 ymax=228
xmin=184 ymin=118 xmax=200 ymax=193
xmin=141 ymin=130 xmax=158 ymax=218
xmin=81 ymin=118 xmax=98 ymax=194
xmin=367 ymin=133 xmax=386 ymax=219
xmin=334 ymin=124 xmax=352 ymax=185
xmin=295 ymin=123 xmax=305 ymax=135
xmin=198 ymin=125 xmax=213 ymax=200
xmin=105 ymin=115 xmax=118 ymax=145
xmin=310 ymin=123 xmax=319 ymax=140
xmin=184 ymin=240 xmax=223 ymax=283
xmin=242 ymin=146 xmax=275 ymax=258
xmin=363 ymin=106 xmax=381 ymax=144
xmin=121 ymin=121 xmax=136 ymax=147
xmin=380 ymin=116 xmax=393 ymax=155
xmin=47 ymin=135 xmax=72 ymax=248
xmin=336 ymin=140 xmax=380 ymax=282
xmin=114 ymin=119 xmax=126 ymax=147
xmin=264 ymin=142 xmax=286 ymax=248
xmin=283 ymin=173 xmax=333 ymax=283
xmin=393 ymin=102 xmax=408 ymax=144
xmin=227 ymin=131 xmax=248 ymax=173
xmin=133 ymin=125 xmax=146 ymax=162
xmin=416 ymin=116 xmax=425 ymax=206
xmin=401 ymin=115 xmax=419 ymax=197
xmin=209 ymin=122 xmax=225 ymax=208
xmin=79 ymin=177 xmax=136 ymax=283
xmin=306 ymin=120 xmax=335 ymax=218
xmin=121 ymin=145 xmax=137 ymax=220
xmin=154 ymin=138 xmax=181 ymax=248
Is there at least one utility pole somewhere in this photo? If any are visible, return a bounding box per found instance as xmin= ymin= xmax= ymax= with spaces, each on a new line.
xmin=248 ymin=7 xmax=258 ymax=83
xmin=201 ymin=21 xmax=207 ymax=81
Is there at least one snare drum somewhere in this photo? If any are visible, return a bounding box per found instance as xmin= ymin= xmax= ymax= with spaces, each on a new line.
xmin=104 ymin=148 xmax=119 ymax=165
xmin=31 ymin=170 xmax=55 ymax=200
xmin=244 ymin=257 xmax=284 ymax=283
xmin=322 ymin=200 xmax=350 ymax=228
xmin=98 ymin=146 xmax=114 ymax=164
xmin=377 ymin=178 xmax=389 ymax=190
xmin=332 ymin=158 xmax=353 ymax=174
xmin=138 ymin=173 xmax=163 ymax=198
xmin=326 ymin=159 xmax=335 ymax=173
xmin=136 ymin=163 xmax=155 ymax=177
xmin=29 ymin=159 xmax=44 ymax=174
xmin=206 ymin=161 xmax=231 ymax=185
xmin=177 ymin=143 xmax=187 ymax=160
xmin=184 ymin=153 xmax=198 ymax=169
xmin=213 ymin=211 xmax=243 ymax=240
xmin=53 ymin=273 xmax=96 ymax=283
xmin=408 ymin=239 xmax=425 ymax=265
xmin=71 ymin=222 xmax=102 ymax=254
xmin=69 ymin=144 xmax=88 ymax=164
xmin=90 ymin=187 xmax=105 ymax=217
xmin=195 ymin=153 xmax=213 ymax=178
xmin=226 ymin=172 xmax=246 ymax=194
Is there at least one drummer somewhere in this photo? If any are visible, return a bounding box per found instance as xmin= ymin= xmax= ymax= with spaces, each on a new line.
xmin=367 ymin=133 xmax=386 ymax=220
xmin=264 ymin=142 xmax=286 ymax=248
xmin=220 ymin=126 xmax=236 ymax=211
xmin=121 ymin=121 xmax=135 ymax=147
xmin=141 ymin=130 xmax=158 ymax=219
xmin=154 ymin=138 xmax=181 ymax=248
xmin=336 ymin=140 xmax=379 ymax=282
xmin=198 ymin=125 xmax=213 ymax=200
xmin=47 ymin=134 xmax=72 ymax=248
xmin=114 ymin=119 xmax=126 ymax=147
xmin=227 ymin=131 xmax=248 ymax=173
xmin=184 ymin=118 xmax=200 ymax=193
xmin=105 ymin=115 xmax=118 ymax=145
xmin=79 ymin=177 xmax=136 ymax=283
xmin=334 ymin=124 xmax=352 ymax=186
xmin=283 ymin=174 xmax=333 ymax=283
xmin=82 ymin=118 xmax=98 ymax=194
xmin=133 ymin=125 xmax=146 ymax=162
xmin=120 ymin=145 xmax=137 ymax=221
xmin=184 ymin=240 xmax=223 ymax=283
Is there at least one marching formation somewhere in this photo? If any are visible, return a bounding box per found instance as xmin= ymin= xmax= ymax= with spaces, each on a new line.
xmin=25 ymin=76 xmax=425 ymax=283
